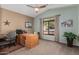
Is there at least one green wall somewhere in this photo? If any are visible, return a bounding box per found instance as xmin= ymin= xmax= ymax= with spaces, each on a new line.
xmin=34 ymin=5 xmax=79 ymax=46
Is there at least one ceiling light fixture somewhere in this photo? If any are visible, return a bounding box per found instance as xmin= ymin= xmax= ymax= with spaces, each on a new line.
xmin=26 ymin=4 xmax=48 ymax=13
xmin=34 ymin=8 xmax=39 ymax=13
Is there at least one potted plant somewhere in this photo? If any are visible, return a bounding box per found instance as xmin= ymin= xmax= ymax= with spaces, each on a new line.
xmin=64 ymin=32 xmax=79 ymax=47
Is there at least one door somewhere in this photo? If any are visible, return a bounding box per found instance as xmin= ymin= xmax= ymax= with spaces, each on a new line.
xmin=40 ymin=15 xmax=60 ymax=42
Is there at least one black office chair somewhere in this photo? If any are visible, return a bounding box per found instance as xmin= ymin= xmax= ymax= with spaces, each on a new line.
xmin=0 ymin=31 xmax=16 ymax=48
xmin=16 ymin=29 xmax=23 ymax=34
xmin=5 ymin=31 xmax=16 ymax=47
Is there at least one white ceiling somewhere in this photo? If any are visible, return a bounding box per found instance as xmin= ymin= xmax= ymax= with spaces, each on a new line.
xmin=1 ymin=4 xmax=73 ymax=17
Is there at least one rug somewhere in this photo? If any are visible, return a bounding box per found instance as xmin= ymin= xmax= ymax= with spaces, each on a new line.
xmin=0 ymin=44 xmax=23 ymax=55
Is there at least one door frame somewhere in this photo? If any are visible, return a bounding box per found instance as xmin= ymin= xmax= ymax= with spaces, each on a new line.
xmin=40 ymin=15 xmax=60 ymax=42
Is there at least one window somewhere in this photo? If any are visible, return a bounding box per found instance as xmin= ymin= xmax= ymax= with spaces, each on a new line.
xmin=43 ymin=19 xmax=55 ymax=35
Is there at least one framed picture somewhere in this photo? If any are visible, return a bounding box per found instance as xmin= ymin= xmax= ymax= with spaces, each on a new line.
xmin=25 ymin=22 xmax=32 ymax=28
xmin=61 ymin=19 xmax=73 ymax=27
xmin=66 ymin=20 xmax=73 ymax=27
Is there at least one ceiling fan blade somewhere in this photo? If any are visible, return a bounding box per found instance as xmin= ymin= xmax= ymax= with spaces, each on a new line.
xmin=26 ymin=5 xmax=34 ymax=8
xmin=39 ymin=4 xmax=48 ymax=8
xmin=26 ymin=4 xmax=48 ymax=9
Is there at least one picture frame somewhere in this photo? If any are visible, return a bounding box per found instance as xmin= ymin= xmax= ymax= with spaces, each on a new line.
xmin=61 ymin=19 xmax=73 ymax=27
xmin=25 ymin=22 xmax=32 ymax=28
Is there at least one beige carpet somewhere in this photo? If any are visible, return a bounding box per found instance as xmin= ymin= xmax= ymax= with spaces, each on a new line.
xmin=8 ymin=40 xmax=79 ymax=55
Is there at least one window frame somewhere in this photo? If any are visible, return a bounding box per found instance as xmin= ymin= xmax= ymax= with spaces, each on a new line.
xmin=43 ymin=20 xmax=55 ymax=35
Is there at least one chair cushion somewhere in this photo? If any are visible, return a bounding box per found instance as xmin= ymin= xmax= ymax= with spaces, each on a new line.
xmin=0 ymin=41 xmax=9 ymax=46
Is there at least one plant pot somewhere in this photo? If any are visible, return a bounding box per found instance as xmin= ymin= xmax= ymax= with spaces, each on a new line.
xmin=67 ymin=38 xmax=73 ymax=47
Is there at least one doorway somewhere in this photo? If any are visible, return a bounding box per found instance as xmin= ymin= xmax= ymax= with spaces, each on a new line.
xmin=40 ymin=15 xmax=60 ymax=42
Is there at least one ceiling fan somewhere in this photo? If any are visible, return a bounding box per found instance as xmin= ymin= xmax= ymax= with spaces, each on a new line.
xmin=26 ymin=4 xmax=48 ymax=13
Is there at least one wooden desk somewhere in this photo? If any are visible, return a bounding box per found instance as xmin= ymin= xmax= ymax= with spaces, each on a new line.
xmin=19 ymin=34 xmax=39 ymax=48
xmin=16 ymin=34 xmax=25 ymax=46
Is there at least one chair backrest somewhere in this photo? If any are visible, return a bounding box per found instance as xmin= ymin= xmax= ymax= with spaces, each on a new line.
xmin=16 ymin=29 xmax=23 ymax=34
xmin=7 ymin=31 xmax=16 ymax=39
